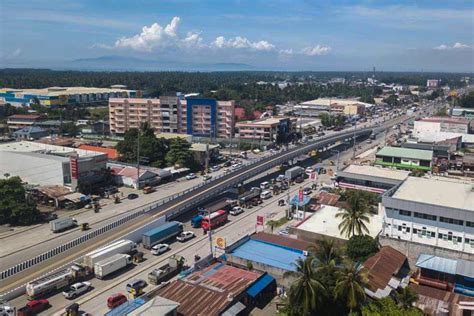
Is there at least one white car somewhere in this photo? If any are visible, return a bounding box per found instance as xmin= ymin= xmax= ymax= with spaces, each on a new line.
xmin=305 ymin=167 xmax=315 ymax=175
xmin=177 ymin=231 xmax=195 ymax=242
xmin=186 ymin=173 xmax=197 ymax=180
xmin=202 ymin=175 xmax=212 ymax=181
xmin=229 ymin=206 xmax=244 ymax=216
xmin=276 ymin=174 xmax=286 ymax=182
xmin=151 ymin=243 xmax=170 ymax=255
xmin=209 ymin=165 xmax=220 ymax=172
xmin=62 ymin=282 xmax=91 ymax=299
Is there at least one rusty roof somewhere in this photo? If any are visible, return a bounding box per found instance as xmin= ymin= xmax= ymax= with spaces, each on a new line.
xmin=362 ymin=246 xmax=407 ymax=292
xmin=156 ymin=262 xmax=261 ymax=316
xmin=251 ymin=232 xmax=315 ymax=251
xmin=315 ymin=192 xmax=340 ymax=206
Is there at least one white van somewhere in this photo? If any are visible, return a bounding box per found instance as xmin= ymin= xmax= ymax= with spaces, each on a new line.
xmin=260 ymin=181 xmax=270 ymax=190
xmin=260 ymin=190 xmax=272 ymax=200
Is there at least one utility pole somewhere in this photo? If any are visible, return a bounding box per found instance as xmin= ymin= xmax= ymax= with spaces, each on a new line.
xmin=205 ymin=142 xmax=210 ymax=173
xmin=136 ymin=129 xmax=140 ymax=189
xmin=352 ymin=120 xmax=357 ymax=160
xmin=207 ymin=209 xmax=213 ymax=257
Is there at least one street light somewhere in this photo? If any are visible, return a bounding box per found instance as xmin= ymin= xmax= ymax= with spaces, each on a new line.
xmin=331 ymin=149 xmax=341 ymax=172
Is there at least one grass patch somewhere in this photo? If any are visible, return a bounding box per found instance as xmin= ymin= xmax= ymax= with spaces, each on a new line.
xmin=266 ymin=216 xmax=289 ymax=228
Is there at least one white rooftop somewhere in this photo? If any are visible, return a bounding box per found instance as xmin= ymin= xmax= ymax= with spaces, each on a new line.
xmin=392 ymin=177 xmax=474 ymax=211
xmin=300 ymin=98 xmax=374 ymax=107
xmin=0 ymin=141 xmax=104 ymax=157
xmin=296 ymin=205 xmax=383 ymax=241
xmin=342 ymin=165 xmax=410 ymax=181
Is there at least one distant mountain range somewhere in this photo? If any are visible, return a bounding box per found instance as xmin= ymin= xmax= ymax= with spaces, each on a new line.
xmin=70 ymin=55 xmax=255 ymax=71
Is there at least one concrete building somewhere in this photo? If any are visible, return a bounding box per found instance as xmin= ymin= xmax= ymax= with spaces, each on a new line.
xmin=109 ymin=97 xmax=234 ymax=139
xmin=382 ymin=177 xmax=474 ymax=255
xmin=413 ymin=116 xmax=474 ymax=145
xmin=0 ymin=86 xmax=138 ymax=107
xmin=190 ymin=143 xmax=220 ymax=165
xmin=336 ymin=165 xmax=410 ymax=194
xmin=451 ymin=107 xmax=474 ymax=120
xmin=12 ymin=126 xmax=49 ymax=140
xmin=293 ymin=98 xmax=370 ymax=117
xmin=235 ymin=116 xmax=296 ymax=142
xmin=7 ymin=114 xmax=46 ymax=130
xmin=375 ymin=146 xmax=433 ymax=171
xmin=426 ymin=79 xmax=439 ymax=88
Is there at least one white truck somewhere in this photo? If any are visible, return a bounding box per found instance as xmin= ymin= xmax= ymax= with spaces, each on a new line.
xmin=94 ymin=254 xmax=132 ymax=279
xmin=50 ymin=217 xmax=77 ymax=233
xmin=83 ymin=239 xmax=137 ymax=271
xmin=285 ymin=166 xmax=305 ymax=181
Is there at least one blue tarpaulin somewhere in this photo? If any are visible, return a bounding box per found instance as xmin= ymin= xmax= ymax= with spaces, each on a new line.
xmin=289 ymin=195 xmax=311 ymax=207
xmin=246 ymin=274 xmax=275 ymax=298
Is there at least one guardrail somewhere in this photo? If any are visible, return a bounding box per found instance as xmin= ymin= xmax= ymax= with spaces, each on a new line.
xmin=0 ymin=127 xmax=373 ymax=282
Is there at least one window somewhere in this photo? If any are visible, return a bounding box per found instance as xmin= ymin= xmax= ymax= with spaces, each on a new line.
xmin=413 ymin=228 xmax=417 ymax=234
xmin=440 ymin=217 xmax=464 ymax=226
xmin=467 ymin=221 xmax=474 ymax=228
xmin=399 ymin=210 xmax=412 ymax=217
xmin=414 ymin=212 xmax=437 ymax=221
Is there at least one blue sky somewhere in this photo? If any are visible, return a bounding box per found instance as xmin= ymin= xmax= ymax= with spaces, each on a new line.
xmin=1 ymin=0 xmax=473 ymax=72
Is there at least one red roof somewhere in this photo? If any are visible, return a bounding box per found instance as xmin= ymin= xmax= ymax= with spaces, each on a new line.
xmin=252 ymin=110 xmax=263 ymax=119
xmin=235 ymin=107 xmax=246 ymax=120
xmin=315 ymin=192 xmax=340 ymax=206
xmin=8 ymin=114 xmax=46 ymax=120
xmin=362 ymin=246 xmax=407 ymax=292
xmin=78 ymin=144 xmax=118 ymax=159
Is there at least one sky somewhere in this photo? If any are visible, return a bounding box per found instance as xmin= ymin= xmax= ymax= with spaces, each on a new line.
xmin=0 ymin=0 xmax=473 ymax=72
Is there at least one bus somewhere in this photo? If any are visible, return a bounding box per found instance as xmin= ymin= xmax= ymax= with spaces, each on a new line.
xmin=201 ymin=210 xmax=228 ymax=232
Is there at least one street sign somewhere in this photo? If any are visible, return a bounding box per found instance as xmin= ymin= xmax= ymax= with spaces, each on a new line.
xmin=257 ymin=215 xmax=264 ymax=226
xmin=310 ymin=172 xmax=317 ymax=180
xmin=214 ymin=236 xmax=226 ymax=249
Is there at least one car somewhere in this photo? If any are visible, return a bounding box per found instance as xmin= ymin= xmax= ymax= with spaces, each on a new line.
xmin=229 ymin=206 xmax=244 ymax=216
xmin=302 ymin=187 xmax=312 ymax=195
xmin=24 ymin=299 xmax=50 ymax=314
xmin=276 ymin=174 xmax=286 ymax=182
xmin=209 ymin=165 xmax=220 ymax=172
xmin=305 ymin=167 xmax=315 ymax=175
xmin=150 ymin=243 xmax=170 ymax=255
xmin=107 ymin=293 xmax=127 ymax=309
xmin=62 ymin=282 xmax=91 ymax=299
xmin=176 ymin=231 xmax=195 ymax=242
xmin=231 ymin=163 xmax=241 ymax=169
xmin=186 ymin=173 xmax=197 ymax=180
xmin=260 ymin=181 xmax=270 ymax=190
xmin=202 ymin=175 xmax=212 ymax=181
xmin=126 ymin=279 xmax=147 ymax=293
xmin=223 ymin=161 xmax=232 ymax=167
xmin=127 ymin=193 xmax=139 ymax=200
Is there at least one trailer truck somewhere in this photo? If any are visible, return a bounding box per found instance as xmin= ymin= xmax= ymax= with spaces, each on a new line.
xmin=148 ymin=256 xmax=185 ymax=285
xmin=142 ymin=221 xmax=183 ymax=249
xmin=83 ymin=239 xmax=137 ymax=271
xmin=285 ymin=166 xmax=304 ymax=181
xmin=238 ymin=187 xmax=261 ymax=205
xmin=191 ymin=198 xmax=235 ymax=228
xmin=94 ymin=254 xmax=132 ymax=279
xmin=50 ymin=217 xmax=77 ymax=233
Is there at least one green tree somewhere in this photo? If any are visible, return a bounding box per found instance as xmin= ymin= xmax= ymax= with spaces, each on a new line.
xmin=165 ymin=137 xmax=196 ymax=168
xmin=362 ymin=297 xmax=422 ymax=316
xmin=284 ymin=256 xmax=327 ymax=316
xmin=59 ymin=122 xmax=79 ymax=136
xmin=334 ymin=260 xmax=368 ymax=313
xmin=459 ymin=91 xmax=474 ymax=108
xmin=395 ymin=287 xmax=418 ymax=310
xmin=384 ymin=94 xmax=399 ymax=107
xmin=336 ymin=190 xmax=371 ymax=238
xmin=346 ymin=235 xmax=379 ymax=262
xmin=320 ymin=113 xmax=333 ymax=127
xmin=0 ymin=177 xmax=40 ymax=225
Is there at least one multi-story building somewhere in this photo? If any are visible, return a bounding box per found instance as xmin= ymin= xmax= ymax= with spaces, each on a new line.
xmin=235 ymin=116 xmax=296 ymax=142
xmin=293 ymin=98 xmax=369 ymax=117
xmin=426 ymin=79 xmax=439 ymax=88
xmin=7 ymin=114 xmax=47 ymax=130
xmin=109 ymin=97 xmax=234 ymax=139
xmin=382 ymin=176 xmax=474 ymax=255
xmin=414 ymin=117 xmax=469 ymax=135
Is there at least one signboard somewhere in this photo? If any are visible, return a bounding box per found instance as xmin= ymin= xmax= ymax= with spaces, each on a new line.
xmin=256 ymin=215 xmax=264 ymax=226
xmin=298 ymin=189 xmax=304 ymax=202
xmin=310 ymin=172 xmax=317 ymax=180
xmin=70 ymin=158 xmax=78 ymax=179
xmin=214 ymin=236 xmax=226 ymax=250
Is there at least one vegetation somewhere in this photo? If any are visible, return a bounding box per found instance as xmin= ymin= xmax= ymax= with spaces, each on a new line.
xmin=459 ymin=91 xmax=474 ymax=108
xmin=394 ymin=287 xmax=419 ymax=310
xmin=266 ymin=216 xmax=290 ymax=229
xmin=0 ymin=177 xmax=41 ymax=225
xmin=165 ymin=137 xmax=196 ymax=169
xmin=336 ymin=190 xmax=372 ymax=238
xmin=334 ymin=260 xmax=368 ymax=313
xmin=362 ymin=297 xmax=422 ymax=316
xmin=346 ymin=235 xmax=379 ymax=262
xmin=435 ymin=106 xmax=448 ymax=116
xmin=320 ymin=113 xmax=347 ymax=127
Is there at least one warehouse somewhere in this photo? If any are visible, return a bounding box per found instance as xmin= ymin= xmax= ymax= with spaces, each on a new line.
xmin=375 ymin=146 xmax=433 ymax=171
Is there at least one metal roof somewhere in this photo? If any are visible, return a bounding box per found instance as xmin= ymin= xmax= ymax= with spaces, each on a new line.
xmin=456 ymin=260 xmax=474 ymax=279
xmin=416 ymin=254 xmax=457 ymax=275
xmin=246 ymin=274 xmax=275 ymax=298
xmin=376 ymin=146 xmax=433 ymax=161
xmin=222 ymin=302 xmax=246 ymax=316
xmin=363 ymin=246 xmax=407 ymax=292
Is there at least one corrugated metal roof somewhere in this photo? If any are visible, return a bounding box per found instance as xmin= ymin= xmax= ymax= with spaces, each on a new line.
xmin=246 ymin=274 xmax=275 ymax=297
xmin=222 ymin=301 xmax=246 ymax=316
xmin=251 ymin=232 xmax=314 ymax=251
xmin=362 ymin=246 xmax=407 ymax=292
xmin=416 ymin=254 xmax=457 ymax=275
xmin=456 ymin=259 xmax=474 ymax=279
xmin=376 ymin=146 xmax=433 ymax=161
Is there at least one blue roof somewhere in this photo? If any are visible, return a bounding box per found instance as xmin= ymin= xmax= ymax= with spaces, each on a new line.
xmin=143 ymin=221 xmax=180 ymax=237
xmin=415 ymin=254 xmax=457 ymax=275
xmin=246 ymin=274 xmax=275 ymax=298
xmin=230 ymin=239 xmax=304 ymax=271
xmin=290 ymin=195 xmax=311 ymax=207
xmin=104 ymin=297 xmax=145 ymax=316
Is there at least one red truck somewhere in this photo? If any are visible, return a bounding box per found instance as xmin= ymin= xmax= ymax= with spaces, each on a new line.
xmin=201 ymin=210 xmax=228 ymax=232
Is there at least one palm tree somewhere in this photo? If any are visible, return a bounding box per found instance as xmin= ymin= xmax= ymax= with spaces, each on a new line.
xmin=395 ymin=286 xmax=418 ymax=309
xmin=283 ymin=256 xmax=326 ymax=315
xmin=334 ymin=260 xmax=368 ymax=313
xmin=313 ymin=238 xmax=342 ymax=267
xmin=336 ymin=190 xmax=371 ymax=238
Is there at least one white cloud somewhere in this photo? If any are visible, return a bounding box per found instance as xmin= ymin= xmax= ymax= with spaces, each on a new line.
xmin=279 ymin=48 xmax=293 ymax=55
xmin=211 ymin=36 xmax=275 ymax=51
xmin=434 ymin=44 xmax=449 ymax=50
xmin=302 ymin=45 xmax=331 ymax=56
xmin=453 ymin=42 xmax=470 ymax=49
xmin=434 ymin=42 xmax=471 ymax=50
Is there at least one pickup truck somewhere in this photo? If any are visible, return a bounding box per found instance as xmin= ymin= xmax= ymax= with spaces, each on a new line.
xmin=62 ymin=282 xmax=91 ymax=299
xmin=229 ymin=206 xmax=244 ymax=216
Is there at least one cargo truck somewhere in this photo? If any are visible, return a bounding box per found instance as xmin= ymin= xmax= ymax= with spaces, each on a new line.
xmin=50 ymin=217 xmax=77 ymax=233
xmin=148 ymin=256 xmax=185 ymax=285
xmin=94 ymin=254 xmax=132 ymax=279
xmin=197 ymin=198 xmax=235 ymax=216
xmin=238 ymin=187 xmax=261 ymax=205
xmin=142 ymin=221 xmax=183 ymax=249
xmin=83 ymin=239 xmax=137 ymax=271
xmin=285 ymin=166 xmax=304 ymax=181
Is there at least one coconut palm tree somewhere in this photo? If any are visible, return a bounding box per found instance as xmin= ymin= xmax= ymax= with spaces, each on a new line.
xmin=334 ymin=260 xmax=368 ymax=313
xmin=283 ymin=256 xmax=327 ymax=315
xmin=395 ymin=286 xmax=418 ymax=309
xmin=336 ymin=190 xmax=371 ymax=238
xmin=313 ymin=238 xmax=342 ymax=267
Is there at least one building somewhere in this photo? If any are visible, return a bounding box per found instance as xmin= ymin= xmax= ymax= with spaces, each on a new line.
xmin=375 ymin=146 xmax=433 ymax=171
xmin=382 ymin=177 xmax=474 ymax=256
xmin=109 ymin=97 xmax=235 ymax=139
xmin=78 ymin=144 xmax=118 ymax=159
xmin=413 ymin=116 xmax=474 ymax=145
xmin=12 ymin=126 xmax=49 ymax=140
xmin=190 ymin=143 xmax=220 ymax=165
xmin=235 ymin=116 xmax=296 ymax=142
xmin=6 ymin=114 xmax=46 ymax=130
xmin=34 ymin=120 xmax=74 ymax=133
xmin=293 ymin=98 xmax=371 ymax=117
xmin=426 ymin=79 xmax=439 ymax=88
xmin=80 ymin=121 xmax=110 ymax=135
xmin=0 ymin=86 xmax=138 ymax=107
xmin=336 ymin=165 xmax=410 ymax=194
xmin=451 ymin=107 xmax=474 ymax=120
xmin=110 ymin=165 xmax=160 ymax=189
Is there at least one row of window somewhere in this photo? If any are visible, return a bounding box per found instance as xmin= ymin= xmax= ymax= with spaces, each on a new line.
xmin=392 ymin=208 xmax=474 ymax=227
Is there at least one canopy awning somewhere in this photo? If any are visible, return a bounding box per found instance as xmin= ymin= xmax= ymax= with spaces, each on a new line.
xmin=246 ymin=274 xmax=275 ymax=298
xmin=290 ymin=195 xmax=311 ymax=207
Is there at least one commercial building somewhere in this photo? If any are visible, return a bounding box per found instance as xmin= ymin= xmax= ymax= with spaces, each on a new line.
xmin=109 ymin=97 xmax=234 ymax=139
xmin=235 ymin=116 xmax=296 ymax=142
xmin=336 ymin=165 xmax=410 ymax=194
xmin=426 ymin=79 xmax=439 ymax=88
xmin=414 ymin=117 xmax=469 ymax=135
xmin=375 ymin=146 xmax=433 ymax=171
xmin=7 ymin=114 xmax=47 ymax=130
xmin=77 ymin=144 xmax=118 ymax=159
xmin=382 ymin=177 xmax=474 ymax=255
xmin=451 ymin=107 xmax=474 ymax=119
xmin=12 ymin=126 xmax=49 ymax=140
xmin=190 ymin=143 xmax=220 ymax=165
xmin=293 ymin=98 xmax=370 ymax=117
xmin=0 ymin=86 xmax=138 ymax=107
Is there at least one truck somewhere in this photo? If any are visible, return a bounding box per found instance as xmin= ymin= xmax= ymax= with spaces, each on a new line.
xmin=238 ymin=187 xmax=261 ymax=205
xmin=191 ymin=198 xmax=235 ymax=228
xmin=148 ymin=256 xmax=185 ymax=285
xmin=26 ymin=264 xmax=88 ymax=299
xmin=94 ymin=254 xmax=132 ymax=279
xmin=142 ymin=221 xmax=183 ymax=249
xmin=83 ymin=239 xmax=137 ymax=271
xmin=285 ymin=166 xmax=304 ymax=181
xmin=50 ymin=217 xmax=77 ymax=233
xmin=142 ymin=186 xmax=155 ymax=194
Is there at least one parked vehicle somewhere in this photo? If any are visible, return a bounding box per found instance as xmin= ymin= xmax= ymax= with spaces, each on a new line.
xmin=303 ymin=187 xmax=312 ymax=195
xmin=83 ymin=239 xmax=137 ymax=271
xmin=285 ymin=166 xmax=304 ymax=181
xmin=126 ymin=279 xmax=147 ymax=293
xmin=148 ymin=256 xmax=185 ymax=285
xmin=142 ymin=186 xmax=155 ymax=194
xmin=260 ymin=190 xmax=272 ymax=200
xmin=17 ymin=299 xmax=50 ymax=316
xmin=305 ymin=167 xmax=315 ymax=175
xmin=197 ymin=198 xmax=235 ymax=216
xmin=142 ymin=222 xmax=183 ymax=249
xmin=62 ymin=282 xmax=91 ymax=299
xmin=127 ymin=193 xmax=138 ymax=200
xmin=94 ymin=254 xmax=132 ymax=279
xmin=107 ymin=293 xmax=127 ymax=309
xmin=202 ymin=175 xmax=212 ymax=181
xmin=50 ymin=217 xmax=77 ymax=233
xmin=186 ymin=173 xmax=197 ymax=180
xmin=150 ymin=243 xmax=170 ymax=255
xmin=176 ymin=231 xmax=195 ymax=242
xmin=209 ymin=165 xmax=220 ymax=172
xmin=275 ymin=174 xmax=286 ymax=182
xmin=239 ymin=187 xmax=261 ymax=205
xmin=229 ymin=206 xmax=244 ymax=216
xmin=191 ymin=215 xmax=203 ymax=228
xmin=295 ymin=176 xmax=304 ymax=183
xmin=201 ymin=210 xmax=228 ymax=232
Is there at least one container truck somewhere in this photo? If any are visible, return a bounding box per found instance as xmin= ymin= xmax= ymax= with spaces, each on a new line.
xmin=238 ymin=187 xmax=261 ymax=205
xmin=94 ymin=254 xmax=132 ymax=279
xmin=26 ymin=264 xmax=88 ymax=299
xmin=83 ymin=239 xmax=137 ymax=271
xmin=147 ymin=256 xmax=185 ymax=285
xmin=285 ymin=166 xmax=304 ymax=181
xmin=50 ymin=217 xmax=77 ymax=233
xmin=197 ymin=198 xmax=235 ymax=216
xmin=142 ymin=221 xmax=183 ymax=249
